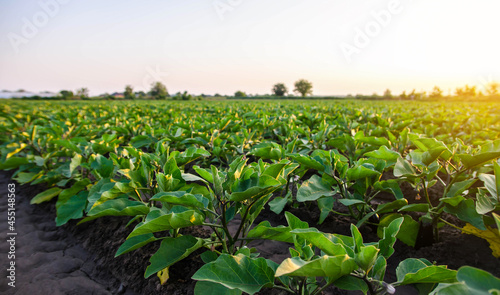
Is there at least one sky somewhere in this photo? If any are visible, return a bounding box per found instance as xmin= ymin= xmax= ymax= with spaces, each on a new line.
xmin=0 ymin=0 xmax=499 ymax=96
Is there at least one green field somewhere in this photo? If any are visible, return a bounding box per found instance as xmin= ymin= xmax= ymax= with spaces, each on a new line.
xmin=1 ymin=99 xmax=499 ymax=294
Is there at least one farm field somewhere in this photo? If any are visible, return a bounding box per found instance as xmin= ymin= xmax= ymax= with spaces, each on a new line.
xmin=1 ymin=99 xmax=500 ymax=295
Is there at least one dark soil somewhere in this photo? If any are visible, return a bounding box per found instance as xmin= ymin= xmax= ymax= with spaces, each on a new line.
xmin=1 ymin=171 xmax=498 ymax=295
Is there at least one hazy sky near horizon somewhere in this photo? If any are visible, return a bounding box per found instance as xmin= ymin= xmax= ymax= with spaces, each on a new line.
xmin=0 ymin=0 xmax=499 ymax=96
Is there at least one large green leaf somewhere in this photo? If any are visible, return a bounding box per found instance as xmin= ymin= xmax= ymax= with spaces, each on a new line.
xmin=127 ymin=210 xmax=204 ymax=238
xmin=290 ymin=228 xmax=347 ymax=256
xmin=229 ymin=174 xmax=281 ymax=202
xmin=0 ymin=157 xmax=30 ymax=169
xmin=444 ymin=199 xmax=486 ymax=230
xmin=275 ymin=255 xmax=356 ymax=280
xmin=91 ymin=154 xmax=115 ymax=179
xmin=115 ymin=233 xmax=159 ymax=257
xmin=396 ymin=258 xmax=457 ymax=285
xmin=394 ymin=157 xmax=417 ymax=177
xmin=346 ymin=164 xmax=381 ymax=181
xmin=145 ymin=235 xmax=204 ymax=278
xmin=55 ymin=191 xmax=88 ymax=226
xmin=288 ymin=154 xmax=325 ymax=171
xmin=31 ymin=187 xmax=63 ymax=204
xmin=80 ymin=198 xmax=150 ymax=223
xmin=194 ymin=281 xmax=242 ymax=295
xmin=365 ymin=146 xmax=400 ymax=166
xmin=455 ymin=266 xmax=500 ymax=294
xmin=192 ymin=254 xmax=275 ymax=295
xmin=296 ymin=175 xmax=334 ymax=202
xmin=247 ymin=221 xmax=293 ymax=243
xmin=150 ymin=191 xmax=206 ymax=209
xmin=377 ymin=217 xmax=404 ymax=258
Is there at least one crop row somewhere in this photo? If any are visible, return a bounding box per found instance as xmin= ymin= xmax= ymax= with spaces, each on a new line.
xmin=1 ymin=100 xmax=499 ymax=294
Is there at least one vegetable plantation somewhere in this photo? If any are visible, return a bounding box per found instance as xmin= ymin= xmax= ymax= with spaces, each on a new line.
xmin=1 ymin=99 xmax=500 ymax=295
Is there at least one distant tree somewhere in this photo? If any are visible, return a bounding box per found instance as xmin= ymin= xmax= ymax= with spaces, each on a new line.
xmin=214 ymin=93 xmax=222 ymax=97
xmin=455 ymin=85 xmax=477 ymax=99
xmin=272 ymin=83 xmax=288 ymax=97
xmin=135 ymin=91 xmax=147 ymax=99
xmin=76 ymin=88 xmax=89 ymax=99
xmin=429 ymin=86 xmax=443 ymax=99
xmin=234 ymin=91 xmax=247 ymax=97
xmin=486 ymin=82 xmax=499 ymax=98
xmin=294 ymin=79 xmax=313 ymax=97
xmin=383 ymin=89 xmax=393 ymax=100
xmin=59 ymin=90 xmax=74 ymax=100
xmin=399 ymin=91 xmax=407 ymax=100
xmin=149 ymin=82 xmax=168 ymax=100
xmin=181 ymin=91 xmax=193 ymax=101
xmin=124 ymin=85 xmax=135 ymax=100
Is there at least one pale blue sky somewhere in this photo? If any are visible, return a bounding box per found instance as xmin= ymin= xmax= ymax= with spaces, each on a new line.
xmin=1 ymin=0 xmax=499 ymax=96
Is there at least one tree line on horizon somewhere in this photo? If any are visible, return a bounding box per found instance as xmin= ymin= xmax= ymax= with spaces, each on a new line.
xmin=11 ymin=80 xmax=500 ymax=101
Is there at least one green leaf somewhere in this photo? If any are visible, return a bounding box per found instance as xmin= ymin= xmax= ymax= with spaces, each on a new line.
xmin=55 ymin=191 xmax=88 ymax=226
xmin=91 ymin=155 xmax=115 ymax=179
xmin=444 ymin=199 xmax=486 ymax=230
xmin=53 ymin=139 xmax=82 ymax=153
xmin=145 ymin=235 xmax=204 ymax=278
xmin=429 ymin=283 xmax=471 ymax=295
xmin=445 ymin=179 xmax=477 ymax=199
xmin=288 ymin=153 xmax=325 ymax=171
xmin=394 ymin=157 xmax=417 ymax=177
xmin=365 ymin=146 xmax=400 ymax=166
xmin=115 ymin=233 xmax=158 ymax=257
xmin=31 ymin=187 xmax=63 ymax=204
xmin=269 ymin=196 xmax=289 ymax=215
xmin=127 ymin=210 xmax=204 ymax=238
xmin=151 ymin=191 xmax=206 ymax=209
xmin=476 ymin=189 xmax=497 ymax=215
xmin=194 ymin=166 xmax=214 ymax=183
xmin=318 ymin=196 xmax=334 ymax=224
xmin=346 ymin=165 xmax=381 ymax=181
xmin=247 ymin=221 xmax=293 ymax=243
xmin=200 ymin=251 xmax=219 ymax=264
xmin=296 ymin=175 xmax=334 ymax=202
xmin=399 ymin=204 xmax=430 ymax=213
xmin=285 ymin=212 xmax=309 ymax=230
xmin=378 ymin=214 xmax=418 ymax=247
xmin=0 ymin=157 xmax=29 ymax=170
xmin=194 ymin=281 xmax=242 ymax=295
xmin=378 ymin=217 xmax=404 ymax=258
xmin=376 ymin=199 xmax=408 ymax=214
xmin=81 ymin=198 xmax=150 ymax=223
xmin=229 ymin=174 xmax=281 ymax=202
xmin=355 ymin=245 xmax=379 ymax=272
xmin=333 ymin=275 xmax=368 ymax=294
xmin=290 ymin=228 xmax=347 ymax=256
xmin=374 ymin=180 xmax=404 ymax=200
xmin=339 ymin=199 xmax=365 ymax=207
xmin=351 ymin=224 xmax=363 ymax=254
xmin=456 ymin=266 xmax=500 ymax=294
xmin=396 ymin=258 xmax=457 ymax=285
xmin=458 ymin=140 xmax=500 ymax=169
xmin=275 ymin=255 xmax=357 ymax=280
xmin=192 ymin=254 xmax=275 ymax=295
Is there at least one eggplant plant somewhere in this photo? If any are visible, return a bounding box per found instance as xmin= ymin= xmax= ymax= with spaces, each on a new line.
xmin=290 ymin=149 xmax=405 ymax=225
xmin=391 ymin=137 xmax=500 ymax=249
